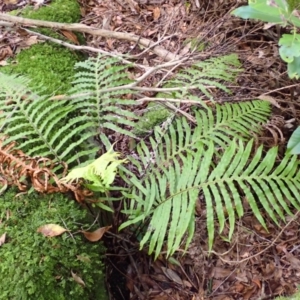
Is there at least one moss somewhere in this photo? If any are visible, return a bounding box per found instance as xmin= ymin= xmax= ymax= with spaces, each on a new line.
xmin=2 ymin=43 xmax=79 ymax=94
xmin=22 ymin=0 xmax=81 ymax=23
xmin=2 ymin=0 xmax=84 ymax=95
xmin=21 ymin=0 xmax=84 ymax=43
xmin=0 ymin=189 xmax=108 ymax=300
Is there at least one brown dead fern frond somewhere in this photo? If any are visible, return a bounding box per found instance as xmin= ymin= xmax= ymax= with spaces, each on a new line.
xmin=0 ymin=138 xmax=92 ymax=203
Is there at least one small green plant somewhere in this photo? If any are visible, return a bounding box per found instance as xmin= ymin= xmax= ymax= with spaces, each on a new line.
xmin=0 ymin=190 xmax=107 ymax=300
xmin=61 ymin=146 xmax=127 ymax=211
xmin=232 ymin=0 xmax=300 ymax=78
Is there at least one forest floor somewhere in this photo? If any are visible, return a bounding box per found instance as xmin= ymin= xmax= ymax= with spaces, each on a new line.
xmin=1 ymin=0 xmax=300 ymax=299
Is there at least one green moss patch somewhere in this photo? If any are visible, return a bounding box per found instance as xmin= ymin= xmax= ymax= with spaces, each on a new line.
xmin=2 ymin=0 xmax=83 ymax=94
xmin=0 ymin=190 xmax=107 ymax=299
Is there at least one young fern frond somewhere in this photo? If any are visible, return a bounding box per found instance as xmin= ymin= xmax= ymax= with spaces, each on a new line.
xmin=69 ymin=55 xmax=137 ymax=141
xmin=120 ymin=101 xmax=272 ymax=258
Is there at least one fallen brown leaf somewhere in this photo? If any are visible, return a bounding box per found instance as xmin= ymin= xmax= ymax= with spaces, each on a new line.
xmin=71 ymin=271 xmax=85 ymax=287
xmin=81 ymin=225 xmax=112 ymax=242
xmin=153 ymin=7 xmax=161 ymax=21
xmin=60 ymin=30 xmax=79 ymax=45
xmin=37 ymin=224 xmax=68 ymax=237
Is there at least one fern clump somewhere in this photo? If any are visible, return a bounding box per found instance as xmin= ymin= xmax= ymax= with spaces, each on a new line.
xmin=120 ymin=101 xmax=273 ymax=257
xmin=2 ymin=51 xmax=298 ymax=261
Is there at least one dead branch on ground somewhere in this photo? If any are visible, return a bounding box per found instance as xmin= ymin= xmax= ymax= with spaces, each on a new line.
xmin=0 ymin=13 xmax=179 ymax=61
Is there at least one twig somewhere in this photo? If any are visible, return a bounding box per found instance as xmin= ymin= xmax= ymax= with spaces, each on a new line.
xmin=22 ymin=28 xmax=146 ymax=69
xmin=163 ymin=102 xmax=197 ymax=124
xmin=0 ymin=13 xmax=179 ymax=61
xmin=137 ymin=97 xmax=211 ymax=105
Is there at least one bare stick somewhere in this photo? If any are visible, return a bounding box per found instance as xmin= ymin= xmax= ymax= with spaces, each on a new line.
xmin=22 ymin=28 xmax=146 ymax=69
xmin=0 ymin=13 xmax=179 ymax=61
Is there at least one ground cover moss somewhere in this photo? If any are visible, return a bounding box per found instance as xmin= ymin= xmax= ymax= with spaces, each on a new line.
xmin=0 ymin=190 xmax=108 ymax=300
xmin=1 ymin=0 xmax=83 ymax=94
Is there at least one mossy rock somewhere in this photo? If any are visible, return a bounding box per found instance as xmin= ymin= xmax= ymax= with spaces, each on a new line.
xmin=2 ymin=0 xmax=83 ymax=94
xmin=0 ymin=190 xmax=108 ymax=300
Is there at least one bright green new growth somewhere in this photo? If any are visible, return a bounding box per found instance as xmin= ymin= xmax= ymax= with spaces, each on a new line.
xmin=61 ymin=146 xmax=127 ymax=193
xmin=232 ymin=0 xmax=300 ymax=78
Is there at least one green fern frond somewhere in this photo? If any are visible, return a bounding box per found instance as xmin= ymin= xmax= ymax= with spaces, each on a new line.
xmin=169 ymin=54 xmax=241 ymax=99
xmin=69 ymin=55 xmax=137 ymax=138
xmin=122 ymin=134 xmax=300 ymax=258
xmin=0 ymin=72 xmax=97 ymax=173
xmin=203 ymin=139 xmax=300 ymax=250
xmin=0 ymin=55 xmax=138 ymax=174
xmin=120 ymin=100 xmax=272 ymax=258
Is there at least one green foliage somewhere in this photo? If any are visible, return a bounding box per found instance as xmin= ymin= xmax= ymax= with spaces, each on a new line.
xmin=133 ymin=54 xmax=241 ymax=136
xmin=120 ymin=101 xmax=273 ymax=258
xmin=0 ymin=190 xmax=107 ymax=300
xmin=232 ymin=0 xmax=300 ymax=78
xmin=2 ymin=43 xmax=80 ymax=94
xmin=69 ymin=55 xmax=137 ymax=143
xmin=4 ymin=51 xmax=299 ymax=262
xmin=169 ymin=54 xmax=241 ymax=99
xmin=287 ymin=126 xmax=300 ymax=154
xmin=0 ymin=72 xmax=96 ymax=173
xmin=0 ymin=54 xmax=137 ymax=174
xmin=61 ymin=146 xmax=127 ymax=211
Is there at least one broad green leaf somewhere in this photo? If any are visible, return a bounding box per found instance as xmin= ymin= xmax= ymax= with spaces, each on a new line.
xmin=287 ymin=126 xmax=300 ymax=154
xmin=287 ymin=56 xmax=300 ymax=79
xmin=232 ymin=6 xmax=284 ymax=24
xmin=279 ymin=34 xmax=300 ymax=63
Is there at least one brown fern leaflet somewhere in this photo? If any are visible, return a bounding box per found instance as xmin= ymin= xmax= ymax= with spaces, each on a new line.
xmin=0 ymin=138 xmax=92 ymax=203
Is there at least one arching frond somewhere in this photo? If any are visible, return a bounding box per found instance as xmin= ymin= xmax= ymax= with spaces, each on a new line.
xmin=120 ymin=101 xmax=273 ymax=258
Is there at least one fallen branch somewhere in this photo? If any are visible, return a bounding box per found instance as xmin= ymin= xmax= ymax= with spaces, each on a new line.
xmin=0 ymin=13 xmax=179 ymax=61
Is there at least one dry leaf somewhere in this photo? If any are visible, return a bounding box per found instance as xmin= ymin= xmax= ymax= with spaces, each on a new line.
xmin=153 ymin=7 xmax=161 ymax=21
xmin=161 ymin=267 xmax=183 ymax=285
xmin=76 ymin=255 xmax=91 ymax=263
xmin=71 ymin=271 xmax=85 ymax=287
xmin=81 ymin=225 xmax=112 ymax=242
xmin=258 ymin=95 xmax=281 ymax=108
xmin=0 ymin=233 xmax=6 ymax=246
xmin=22 ymin=36 xmax=39 ymax=47
xmin=60 ymin=30 xmax=79 ymax=45
xmin=37 ymin=224 xmax=68 ymax=237
xmin=285 ymin=253 xmax=300 ymax=269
